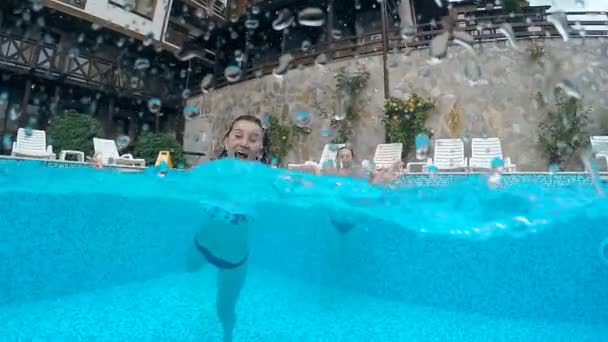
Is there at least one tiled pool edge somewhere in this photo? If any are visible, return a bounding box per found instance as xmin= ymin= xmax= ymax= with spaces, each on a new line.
xmin=0 ymin=156 xmax=605 ymax=186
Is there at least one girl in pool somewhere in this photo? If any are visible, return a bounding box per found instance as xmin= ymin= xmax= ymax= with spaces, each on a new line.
xmin=294 ymin=143 xmax=402 ymax=184
xmin=187 ymin=115 xmax=269 ymax=342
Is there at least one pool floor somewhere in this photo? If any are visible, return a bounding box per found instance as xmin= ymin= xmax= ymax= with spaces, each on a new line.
xmin=1 ymin=267 xmax=605 ymax=342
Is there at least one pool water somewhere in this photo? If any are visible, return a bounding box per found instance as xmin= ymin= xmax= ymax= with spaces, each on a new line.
xmin=1 ymin=159 xmax=607 ymax=341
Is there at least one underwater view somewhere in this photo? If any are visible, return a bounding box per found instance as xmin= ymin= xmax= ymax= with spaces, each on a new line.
xmin=1 ymin=159 xmax=607 ymax=341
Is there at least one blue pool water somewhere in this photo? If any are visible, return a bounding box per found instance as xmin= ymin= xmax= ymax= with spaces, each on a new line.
xmin=0 ymin=158 xmax=607 ymax=341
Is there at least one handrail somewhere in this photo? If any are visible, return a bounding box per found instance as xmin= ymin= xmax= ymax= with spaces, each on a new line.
xmin=0 ymin=31 xmax=166 ymax=99
xmin=202 ymin=10 xmax=608 ymax=94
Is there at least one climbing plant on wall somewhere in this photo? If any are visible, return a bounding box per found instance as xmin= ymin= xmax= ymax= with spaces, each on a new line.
xmin=330 ymin=66 xmax=370 ymax=144
xmin=267 ymin=114 xmax=309 ymax=166
xmin=383 ymin=94 xmax=434 ymax=159
xmin=538 ymin=89 xmax=590 ymax=168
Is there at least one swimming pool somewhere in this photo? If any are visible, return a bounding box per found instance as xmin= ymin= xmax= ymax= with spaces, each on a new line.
xmin=1 ymin=158 xmax=607 ymax=341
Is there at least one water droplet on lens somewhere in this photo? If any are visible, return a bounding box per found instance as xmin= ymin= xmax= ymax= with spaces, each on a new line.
xmin=2 ymin=134 xmax=12 ymax=150
xmin=252 ymin=6 xmax=260 ymax=14
xmin=293 ymin=111 xmax=312 ymax=128
xmin=315 ymin=53 xmax=328 ymax=66
xmin=143 ymin=32 xmax=155 ymax=46
xmin=272 ymin=9 xmax=294 ymax=31
xmin=259 ymin=114 xmax=271 ymax=129
xmin=556 ymin=79 xmax=582 ymax=99
xmin=429 ymin=31 xmax=449 ymax=62
xmin=301 ymin=40 xmax=311 ymax=51
xmin=224 ymin=65 xmax=242 ymax=83
xmin=464 ymin=59 xmax=482 ymax=85
xmin=272 ymin=54 xmax=293 ymax=78
xmin=334 ymin=111 xmax=346 ymax=121
xmin=68 ymin=47 xmax=80 ymax=59
xmin=415 ymin=133 xmax=430 ymax=149
xmin=200 ymin=74 xmax=214 ymax=93
xmin=183 ymin=104 xmax=201 ymax=120
xmin=491 ymin=157 xmax=504 ymax=169
xmin=31 ymin=0 xmax=44 ymax=11
xmin=575 ymin=0 xmax=585 ymax=9
xmin=245 ymin=18 xmax=260 ymax=30
xmin=148 ymin=98 xmax=162 ymax=114
xmin=400 ymin=24 xmax=416 ymax=39
xmin=298 ymin=7 xmax=325 ymax=27
xmin=549 ymin=163 xmax=560 ymax=174
xmin=320 ymin=127 xmax=333 ymax=137
xmin=182 ymin=89 xmax=192 ymax=99
xmin=498 ymin=23 xmax=519 ymax=50
xmin=134 ymin=58 xmax=150 ymax=70
xmin=9 ymin=107 xmax=19 ymax=121
xmin=115 ymin=135 xmax=130 ymax=150
xmin=548 ymin=12 xmax=571 ymax=42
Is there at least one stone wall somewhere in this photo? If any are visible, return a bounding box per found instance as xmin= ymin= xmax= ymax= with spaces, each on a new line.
xmin=184 ymin=37 xmax=608 ymax=171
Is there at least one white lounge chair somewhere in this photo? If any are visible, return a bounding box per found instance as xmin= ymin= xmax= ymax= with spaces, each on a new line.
xmin=288 ymin=143 xmax=345 ymax=171
xmin=11 ymin=128 xmax=56 ymax=159
xmin=427 ymin=138 xmax=467 ymax=171
xmin=469 ymin=137 xmax=517 ymax=172
xmin=373 ymin=143 xmax=403 ymax=170
xmin=93 ymin=138 xmax=145 ymax=167
xmin=590 ymin=136 xmax=608 ymax=170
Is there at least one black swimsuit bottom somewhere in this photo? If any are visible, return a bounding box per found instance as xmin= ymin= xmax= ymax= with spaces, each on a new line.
xmin=194 ymin=235 xmax=249 ymax=269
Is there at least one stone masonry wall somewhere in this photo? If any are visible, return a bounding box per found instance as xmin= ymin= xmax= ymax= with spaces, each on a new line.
xmin=184 ymin=37 xmax=608 ymax=171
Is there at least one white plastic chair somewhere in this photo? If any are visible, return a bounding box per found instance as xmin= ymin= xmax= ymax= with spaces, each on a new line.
xmin=373 ymin=143 xmax=403 ymax=170
xmin=93 ymin=138 xmax=145 ymax=167
xmin=288 ymin=143 xmax=345 ymax=171
xmin=427 ymin=139 xmax=467 ymax=171
xmin=469 ymin=137 xmax=516 ymax=172
xmin=590 ymin=136 xmax=608 ymax=170
xmin=11 ymin=128 xmax=55 ymax=159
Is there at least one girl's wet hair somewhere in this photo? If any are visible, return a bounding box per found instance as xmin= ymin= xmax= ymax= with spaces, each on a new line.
xmin=218 ymin=115 xmax=271 ymax=164
xmin=337 ymin=146 xmax=354 ymax=159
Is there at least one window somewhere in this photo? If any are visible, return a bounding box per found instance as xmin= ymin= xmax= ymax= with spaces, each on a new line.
xmin=109 ymin=0 xmax=157 ymax=19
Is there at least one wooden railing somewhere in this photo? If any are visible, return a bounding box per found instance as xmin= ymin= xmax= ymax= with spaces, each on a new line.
xmin=184 ymin=0 xmax=230 ymax=21
xmin=0 ymin=32 xmax=159 ymax=98
xmin=207 ymin=9 xmax=608 ymax=92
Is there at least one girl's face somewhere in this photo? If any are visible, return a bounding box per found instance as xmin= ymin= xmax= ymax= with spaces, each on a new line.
xmin=224 ymin=119 xmax=264 ymax=161
xmin=337 ymin=148 xmax=353 ymax=167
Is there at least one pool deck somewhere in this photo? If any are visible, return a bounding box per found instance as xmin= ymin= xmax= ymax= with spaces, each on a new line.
xmin=1 ymin=155 xmax=608 ymax=182
xmin=0 ymin=267 xmax=605 ymax=342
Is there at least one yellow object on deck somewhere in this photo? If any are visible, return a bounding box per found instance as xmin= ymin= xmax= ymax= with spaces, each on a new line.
xmin=155 ymin=151 xmax=173 ymax=168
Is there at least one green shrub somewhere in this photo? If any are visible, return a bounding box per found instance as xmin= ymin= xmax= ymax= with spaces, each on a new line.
xmin=47 ymin=110 xmax=104 ymax=157
xmin=538 ymin=91 xmax=590 ymax=168
xmin=133 ymin=132 xmax=186 ymax=167
xmin=383 ymin=94 xmax=434 ymax=158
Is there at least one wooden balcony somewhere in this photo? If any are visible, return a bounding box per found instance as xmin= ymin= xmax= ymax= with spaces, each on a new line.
xmin=183 ymin=0 xmax=230 ymax=21
xmin=0 ymin=31 xmax=157 ymax=99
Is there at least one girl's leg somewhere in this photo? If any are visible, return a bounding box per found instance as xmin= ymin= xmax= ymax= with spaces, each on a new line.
xmin=216 ymin=262 xmax=248 ymax=342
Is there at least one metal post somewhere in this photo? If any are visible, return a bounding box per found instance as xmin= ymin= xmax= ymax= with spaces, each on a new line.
xmin=380 ymin=0 xmax=390 ymax=100
xmin=327 ymin=0 xmax=334 ymax=45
